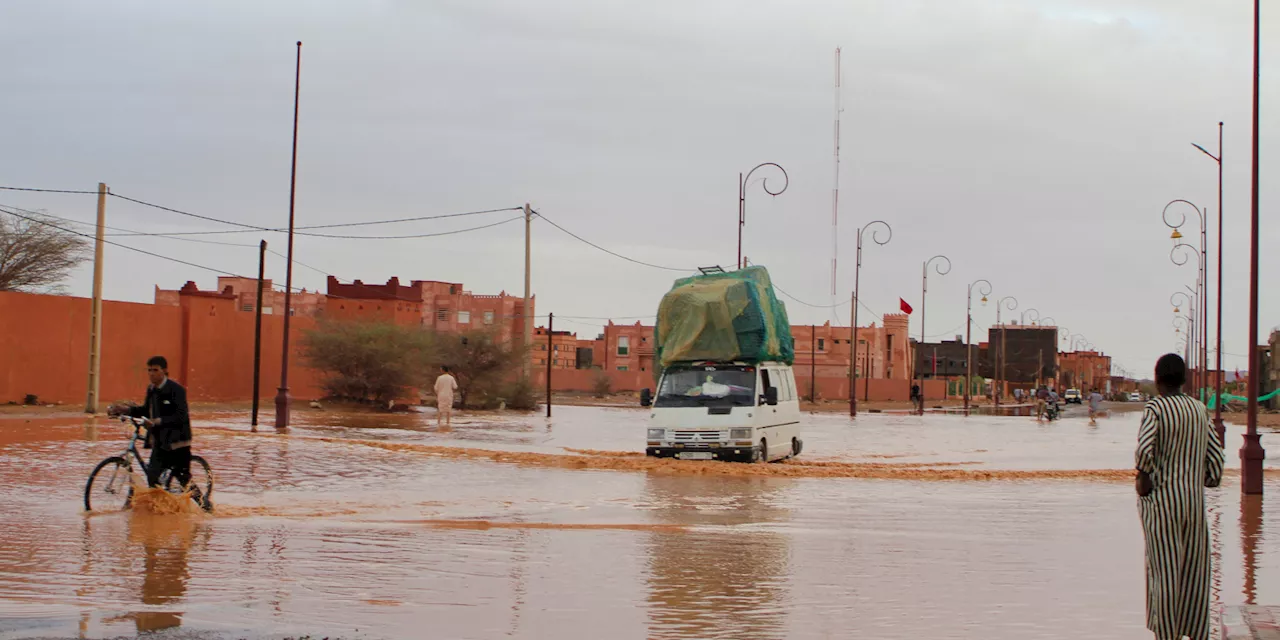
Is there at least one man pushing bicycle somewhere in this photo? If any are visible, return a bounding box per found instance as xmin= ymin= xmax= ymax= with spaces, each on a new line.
xmin=108 ymin=356 xmax=193 ymax=490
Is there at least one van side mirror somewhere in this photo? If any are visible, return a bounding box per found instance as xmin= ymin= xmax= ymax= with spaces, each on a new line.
xmin=764 ymin=386 xmax=778 ymax=406
xmin=640 ymin=388 xmax=652 ymax=407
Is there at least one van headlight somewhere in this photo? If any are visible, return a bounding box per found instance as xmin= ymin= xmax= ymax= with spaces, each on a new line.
xmin=730 ymin=428 xmax=751 ymax=440
xmin=647 ymin=428 xmax=666 ymax=440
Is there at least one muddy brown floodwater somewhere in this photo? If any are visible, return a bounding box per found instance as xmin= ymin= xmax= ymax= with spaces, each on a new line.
xmin=2 ymin=405 xmax=1279 ymax=639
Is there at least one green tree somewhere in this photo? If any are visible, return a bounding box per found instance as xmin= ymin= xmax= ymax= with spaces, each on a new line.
xmin=433 ymin=328 xmax=528 ymax=409
xmin=300 ymin=319 xmax=433 ymax=404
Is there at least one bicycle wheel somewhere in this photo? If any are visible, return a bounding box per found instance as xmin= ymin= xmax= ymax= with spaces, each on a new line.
xmin=85 ymin=456 xmax=135 ymax=512
xmin=164 ymin=455 xmax=214 ymax=512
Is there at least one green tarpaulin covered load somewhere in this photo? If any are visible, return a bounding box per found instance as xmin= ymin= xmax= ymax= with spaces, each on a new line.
xmin=654 ymin=265 xmax=794 ymax=370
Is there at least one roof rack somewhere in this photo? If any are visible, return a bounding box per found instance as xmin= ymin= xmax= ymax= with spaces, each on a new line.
xmin=697 ymin=266 xmax=726 ymax=275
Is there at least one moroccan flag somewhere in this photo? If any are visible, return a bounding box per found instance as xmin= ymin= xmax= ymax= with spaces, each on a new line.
xmin=900 ymin=298 xmax=913 ymax=315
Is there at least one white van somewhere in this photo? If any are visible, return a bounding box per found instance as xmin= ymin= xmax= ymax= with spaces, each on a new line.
xmin=641 ymin=360 xmax=803 ymax=463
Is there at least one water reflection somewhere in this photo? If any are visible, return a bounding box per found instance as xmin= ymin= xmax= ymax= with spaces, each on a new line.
xmin=1241 ymin=494 xmax=1263 ymax=604
xmin=128 ymin=514 xmax=196 ymax=632
xmin=642 ymin=475 xmax=792 ymax=639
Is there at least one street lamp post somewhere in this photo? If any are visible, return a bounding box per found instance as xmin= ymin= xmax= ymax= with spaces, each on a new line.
xmin=964 ymin=279 xmax=992 ymax=416
xmin=1169 ymin=238 xmax=1205 ymax=394
xmin=918 ymin=255 xmax=952 ymax=415
xmin=850 ymin=221 xmax=892 ymax=417
xmin=737 ymin=163 xmax=788 ymax=270
xmin=1241 ymin=0 xmax=1265 ymax=496
xmin=993 ymin=296 xmax=1018 ymax=409
xmin=1193 ymin=122 xmax=1226 ymax=445
xmin=1164 ymin=199 xmax=1206 ymax=400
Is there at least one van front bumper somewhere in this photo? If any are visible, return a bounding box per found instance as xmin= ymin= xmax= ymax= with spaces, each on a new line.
xmin=646 ymin=445 xmax=757 ymax=462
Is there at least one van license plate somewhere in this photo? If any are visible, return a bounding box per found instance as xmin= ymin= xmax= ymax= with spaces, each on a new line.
xmin=680 ymin=452 xmax=713 ymax=460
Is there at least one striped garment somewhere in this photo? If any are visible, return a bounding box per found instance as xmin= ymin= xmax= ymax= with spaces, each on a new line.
xmin=1136 ymin=393 xmax=1225 ymax=640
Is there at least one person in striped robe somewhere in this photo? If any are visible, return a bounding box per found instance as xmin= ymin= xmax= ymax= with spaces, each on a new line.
xmin=1136 ymin=353 xmax=1225 ymax=640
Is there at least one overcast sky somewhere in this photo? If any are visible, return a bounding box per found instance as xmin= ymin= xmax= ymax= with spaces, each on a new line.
xmin=2 ymin=0 xmax=1276 ymax=377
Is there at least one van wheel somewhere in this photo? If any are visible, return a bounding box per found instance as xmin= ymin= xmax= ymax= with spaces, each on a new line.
xmin=756 ymin=438 xmax=768 ymax=463
xmin=791 ymin=438 xmax=801 ymax=458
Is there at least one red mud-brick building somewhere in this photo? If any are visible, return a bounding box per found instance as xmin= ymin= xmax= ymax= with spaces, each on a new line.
xmin=156 ymin=277 xmax=326 ymax=318
xmin=325 ymin=276 xmax=531 ymax=344
xmin=533 ymin=327 xmax=580 ymax=369
xmin=1058 ymin=350 xmax=1112 ymax=393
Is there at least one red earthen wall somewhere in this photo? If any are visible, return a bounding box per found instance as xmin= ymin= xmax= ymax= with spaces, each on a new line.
xmin=0 ymin=291 xmax=322 ymax=405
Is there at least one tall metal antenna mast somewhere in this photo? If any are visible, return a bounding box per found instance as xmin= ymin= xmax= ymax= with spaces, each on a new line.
xmin=831 ymin=47 xmax=843 ymax=300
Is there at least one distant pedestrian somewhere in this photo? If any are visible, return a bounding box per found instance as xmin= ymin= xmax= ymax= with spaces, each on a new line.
xmin=1014 ymin=388 xmax=1024 ymax=404
xmin=1088 ymin=388 xmax=1104 ymax=425
xmin=434 ymin=365 xmax=459 ymax=428
xmin=1036 ymin=386 xmax=1049 ymax=422
xmin=1135 ymin=354 xmax=1223 ymax=640
xmin=910 ymin=383 xmax=922 ymax=413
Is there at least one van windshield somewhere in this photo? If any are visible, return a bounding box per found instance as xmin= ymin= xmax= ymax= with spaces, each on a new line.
xmin=655 ymin=366 xmax=757 ymax=408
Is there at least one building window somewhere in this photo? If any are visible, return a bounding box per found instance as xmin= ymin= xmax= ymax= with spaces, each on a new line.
xmin=437 ymin=309 xmax=449 ymax=322
xmin=818 ymin=338 xmax=825 ymax=351
xmin=242 ymin=304 xmax=254 ymax=312
xmin=484 ymin=311 xmax=494 ymax=325
xmin=618 ymin=336 xmax=630 ymax=356
xmin=289 ymin=308 xmax=296 ymax=317
xmin=263 ymin=307 xmax=273 ymax=315
xmin=617 ymin=366 xmax=629 ymax=371
xmin=458 ymin=311 xmax=471 ymax=324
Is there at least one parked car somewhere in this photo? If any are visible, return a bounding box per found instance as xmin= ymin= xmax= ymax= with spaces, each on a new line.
xmin=1129 ymin=392 xmax=1143 ymax=402
xmin=1064 ymin=389 xmax=1083 ymax=404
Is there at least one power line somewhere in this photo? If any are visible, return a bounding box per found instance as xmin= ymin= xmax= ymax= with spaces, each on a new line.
xmin=106 ymin=190 xmax=522 ymax=238
xmin=266 ymin=248 xmax=332 ymax=277
xmin=773 ymin=283 xmax=886 ymax=324
xmin=0 ymin=203 xmax=261 ymax=249
xmin=533 ymin=211 xmax=697 ymax=272
xmin=0 ymin=185 xmax=99 ymax=194
xmin=108 ymin=192 xmax=268 ymax=231
xmin=0 ymin=206 xmax=249 ymax=278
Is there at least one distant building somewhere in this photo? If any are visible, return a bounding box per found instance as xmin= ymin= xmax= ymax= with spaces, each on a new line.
xmin=156 ymin=275 xmax=533 ymax=346
xmin=911 ymin=337 xmax=976 ymax=380
xmin=533 ymin=327 xmax=579 ymax=369
xmin=325 ymin=276 xmax=531 ymax=345
xmin=592 ymin=322 xmax=656 ymax=373
xmin=586 ymin=312 xmax=914 ymax=380
xmin=1058 ymin=350 xmax=1112 ymax=393
xmin=155 ymin=277 xmax=326 ymax=317
xmin=987 ymin=323 xmax=1059 ymax=390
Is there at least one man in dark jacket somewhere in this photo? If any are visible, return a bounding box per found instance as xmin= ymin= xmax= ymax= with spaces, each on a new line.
xmin=109 ymin=355 xmax=192 ymax=488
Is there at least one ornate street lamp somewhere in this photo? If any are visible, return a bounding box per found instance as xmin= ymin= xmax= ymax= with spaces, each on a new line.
xmin=964 ymin=279 xmax=992 ymax=416
xmin=917 ymin=255 xmax=951 ymax=415
xmin=850 ymin=220 xmax=892 ymax=417
xmin=737 ymin=163 xmax=788 ymax=270
xmin=993 ymin=296 xmax=1018 ymax=408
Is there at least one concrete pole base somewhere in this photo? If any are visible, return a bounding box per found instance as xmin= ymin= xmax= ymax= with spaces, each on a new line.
xmin=1240 ymin=432 xmax=1266 ymax=495
xmin=274 ymin=387 xmax=292 ymax=430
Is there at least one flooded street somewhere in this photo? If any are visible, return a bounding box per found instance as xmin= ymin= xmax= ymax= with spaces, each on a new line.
xmin=2 ymin=406 xmax=1278 ymax=639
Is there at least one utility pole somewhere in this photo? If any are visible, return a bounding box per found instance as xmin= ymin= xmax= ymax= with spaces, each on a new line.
xmin=849 ymin=290 xmax=857 ymax=416
xmin=864 ymin=340 xmax=871 ymax=402
xmin=251 ymin=240 xmax=267 ymax=431
xmin=274 ymin=40 xmax=303 ymax=430
xmin=85 ymin=182 xmax=107 ymax=414
xmin=810 ymin=325 xmax=817 ymax=402
xmin=546 ymin=313 xmax=553 ymax=418
xmin=524 ymin=203 xmax=533 ymax=378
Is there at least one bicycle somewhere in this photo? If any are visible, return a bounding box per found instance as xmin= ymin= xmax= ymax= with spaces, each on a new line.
xmin=84 ymin=416 xmax=214 ymax=512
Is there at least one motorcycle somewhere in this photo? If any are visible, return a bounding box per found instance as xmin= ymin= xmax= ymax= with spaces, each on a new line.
xmin=1045 ymin=401 xmax=1061 ymax=422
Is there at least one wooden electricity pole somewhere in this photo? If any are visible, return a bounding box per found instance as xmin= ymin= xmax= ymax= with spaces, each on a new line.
xmin=85 ymin=182 xmax=107 ymax=414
